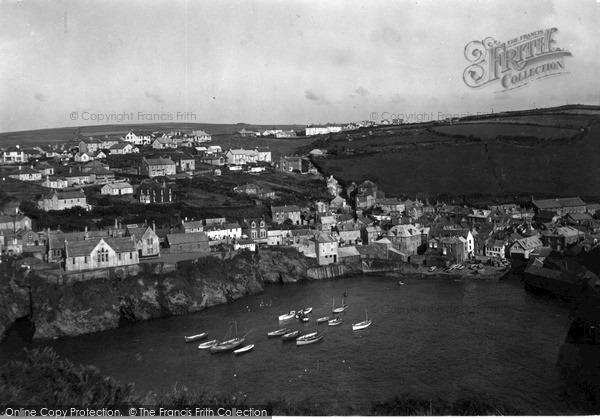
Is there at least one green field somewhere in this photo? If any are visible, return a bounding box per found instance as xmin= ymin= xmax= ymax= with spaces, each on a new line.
xmin=432 ymin=123 xmax=579 ymax=140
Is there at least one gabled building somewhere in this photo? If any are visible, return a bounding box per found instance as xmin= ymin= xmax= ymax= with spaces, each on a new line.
xmin=141 ymin=157 xmax=176 ymax=178
xmin=64 ymin=236 xmax=138 ymax=271
xmin=101 ymin=182 xmax=134 ymax=196
xmin=109 ymin=142 xmax=139 ymax=155
xmin=170 ymin=153 xmax=195 ymax=172
xmin=124 ymin=130 xmax=154 ymax=145
xmin=2 ymin=145 xmax=26 ymax=164
xmin=225 ymin=149 xmax=259 ymax=165
xmin=137 ymin=179 xmax=174 ymax=204
xmin=181 ymin=219 xmax=204 ymax=233
xmin=0 ymin=215 xmax=32 ymax=232
xmin=542 ymin=226 xmax=586 ymax=251
xmin=38 ymin=189 xmax=89 ymax=211
xmin=35 ymin=162 xmax=55 ymax=176
xmin=64 ymin=170 xmax=93 ymax=186
xmin=42 ymin=176 xmax=68 ymax=189
xmin=240 ymin=218 xmax=268 ymax=241
xmin=485 ymin=239 xmax=507 ymax=258
xmin=532 ymin=197 xmax=586 ymax=216
xmin=8 ymin=166 xmax=42 ymax=181
xmin=510 ymin=235 xmax=543 ymax=259
xmin=312 ymin=233 xmax=338 ymax=265
xmin=271 ymin=205 xmax=302 ymax=225
xmin=125 ymin=224 xmax=160 ymax=258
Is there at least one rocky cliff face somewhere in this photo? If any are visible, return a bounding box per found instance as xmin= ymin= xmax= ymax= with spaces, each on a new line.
xmin=0 ymin=250 xmax=313 ymax=341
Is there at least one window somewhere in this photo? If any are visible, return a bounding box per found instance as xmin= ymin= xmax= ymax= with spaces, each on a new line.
xmin=97 ymin=248 xmax=109 ymax=263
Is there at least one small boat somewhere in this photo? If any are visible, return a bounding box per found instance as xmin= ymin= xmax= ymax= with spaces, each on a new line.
xmin=233 ymin=344 xmax=254 ymax=355
xmin=184 ymin=332 xmax=207 ymax=343
xmin=316 ymin=316 xmax=330 ymax=324
xmin=332 ymin=298 xmax=348 ymax=313
xmin=300 ymin=316 xmax=310 ymax=323
xmin=198 ymin=339 xmax=218 ymax=349
xmin=210 ymin=337 xmax=245 ymax=354
xmin=328 ymin=317 xmax=342 ymax=326
xmin=296 ymin=331 xmax=324 ymax=346
xmin=267 ymin=328 xmax=290 ymax=337
xmin=295 ymin=307 xmax=313 ymax=318
xmin=278 ymin=311 xmax=296 ymax=321
xmin=281 ymin=330 xmax=301 ymax=341
xmin=352 ymin=309 xmax=372 ymax=331
xmin=398 ymin=281 xmax=405 ymax=286
xmin=302 ymin=307 xmax=313 ymax=314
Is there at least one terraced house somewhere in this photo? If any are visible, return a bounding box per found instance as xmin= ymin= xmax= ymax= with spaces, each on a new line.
xmin=38 ymin=189 xmax=90 ymax=211
xmin=64 ymin=236 xmax=139 ymax=271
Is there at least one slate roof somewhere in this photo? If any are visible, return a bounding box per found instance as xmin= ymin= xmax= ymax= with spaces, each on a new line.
xmin=166 ymin=232 xmax=209 ymax=245
xmin=144 ymin=158 xmax=175 ymax=166
xmin=65 ymin=237 xmax=135 ymax=258
xmin=533 ymin=197 xmax=586 ymax=209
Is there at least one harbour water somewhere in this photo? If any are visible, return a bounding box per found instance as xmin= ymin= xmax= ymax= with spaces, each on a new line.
xmin=5 ymin=275 xmax=594 ymax=414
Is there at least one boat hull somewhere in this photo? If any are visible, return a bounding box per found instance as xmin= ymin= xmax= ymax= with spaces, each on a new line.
xmin=184 ymin=332 xmax=207 ymax=343
xmin=233 ymin=344 xmax=254 ymax=355
xmin=352 ymin=320 xmax=372 ymax=331
xmin=296 ymin=332 xmax=324 ymax=346
xmin=267 ymin=328 xmax=290 ymax=337
xmin=316 ymin=317 xmax=330 ymax=323
xmin=278 ymin=311 xmax=296 ymax=321
xmin=197 ymin=339 xmax=218 ymax=349
xmin=281 ymin=331 xmax=300 ymax=341
xmin=210 ymin=338 xmax=245 ymax=354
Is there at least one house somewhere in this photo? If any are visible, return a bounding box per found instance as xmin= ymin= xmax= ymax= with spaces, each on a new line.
xmin=170 ymin=153 xmax=196 ymax=172
xmin=35 ymin=162 xmax=55 ymax=176
xmin=125 ymin=225 xmax=160 ymax=258
xmin=542 ymin=226 xmax=586 ymax=251
xmin=74 ymin=152 xmax=94 ymax=162
xmin=266 ymin=229 xmax=293 ymax=246
xmin=240 ymin=218 xmax=268 ymax=241
xmin=376 ymin=198 xmax=405 ymax=214
xmin=181 ymin=219 xmax=204 ymax=233
xmin=225 ymin=149 xmax=259 ymax=165
xmin=90 ymin=150 xmax=107 ymax=160
xmin=109 ymin=142 xmax=139 ymax=155
xmin=271 ymin=205 xmax=302 ymax=225
xmin=78 ymin=138 xmax=103 ymax=154
xmin=234 ymin=237 xmax=256 ymax=252
xmin=2 ymin=145 xmax=26 ymax=164
xmin=164 ymin=232 xmax=210 ymax=252
xmin=237 ymin=128 xmax=258 ymax=137
xmin=319 ymin=215 xmax=337 ymax=232
xmin=234 ymin=183 xmax=276 ymax=199
xmin=485 ymin=239 xmax=507 ymax=258
xmin=467 ymin=209 xmax=493 ymax=224
xmin=203 ymin=222 xmax=242 ymax=242
xmin=312 ymin=233 xmax=338 ymax=265
xmin=41 ymin=176 xmax=68 ymax=189
xmin=510 ymin=235 xmax=543 ymax=259
xmin=101 ymin=182 xmax=134 ymax=196
xmin=386 ymin=224 xmax=428 ymax=256
xmin=64 ymin=169 xmax=93 ymax=186
xmin=0 ymin=215 xmax=32 ymax=232
xmin=64 ymin=236 xmax=139 ymax=271
xmin=0 ymin=231 xmax=22 ymax=256
xmin=124 ymin=130 xmax=154 ymax=145
xmin=361 ymin=225 xmax=384 ymax=244
xmin=279 ymin=155 xmax=303 ymax=172
xmin=137 ymin=179 xmax=174 ymax=204
xmin=87 ymin=167 xmax=115 ymax=184
xmin=8 ymin=166 xmax=42 ymax=181
xmin=532 ymin=197 xmax=586 ymax=216
xmin=338 ymin=229 xmax=362 ymax=246
xmin=305 ymin=124 xmax=342 ymax=136
xmin=141 ymin=157 xmax=176 ymax=178
xmin=38 ymin=189 xmax=89 ymax=211
xmin=256 ymin=148 xmax=272 ymax=162
xmin=151 ymin=137 xmax=178 ymax=149
xmin=199 ymin=153 xmax=226 ymax=166
xmin=326 ymin=175 xmax=341 ymax=196
xmin=330 ymin=195 xmax=350 ymax=212
xmin=190 ymin=130 xmax=212 ymax=143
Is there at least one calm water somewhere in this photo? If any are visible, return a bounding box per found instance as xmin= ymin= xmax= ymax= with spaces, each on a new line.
xmin=3 ymin=275 xmax=593 ymax=414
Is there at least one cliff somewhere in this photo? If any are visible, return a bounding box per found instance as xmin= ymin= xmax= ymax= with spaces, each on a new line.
xmin=0 ymin=250 xmax=313 ymax=341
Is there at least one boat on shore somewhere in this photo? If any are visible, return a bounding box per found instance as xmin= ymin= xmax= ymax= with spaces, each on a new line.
xmin=278 ymin=311 xmax=296 ymax=321
xmin=281 ymin=330 xmax=301 ymax=341
xmin=198 ymin=339 xmax=218 ymax=349
xmin=332 ymin=298 xmax=348 ymax=313
xmin=328 ymin=317 xmax=343 ymax=326
xmin=233 ymin=344 xmax=254 ymax=355
xmin=267 ymin=328 xmax=290 ymax=337
xmin=296 ymin=331 xmax=324 ymax=346
xmin=352 ymin=309 xmax=372 ymax=331
xmin=316 ymin=316 xmax=330 ymax=324
xmin=184 ymin=332 xmax=207 ymax=343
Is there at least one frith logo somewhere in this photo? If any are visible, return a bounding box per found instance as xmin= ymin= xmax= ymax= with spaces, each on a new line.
xmin=463 ymin=28 xmax=572 ymax=92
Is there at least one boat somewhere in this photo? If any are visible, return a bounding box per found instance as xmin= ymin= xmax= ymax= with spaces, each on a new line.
xmin=281 ymin=330 xmax=301 ymax=341
xmin=296 ymin=331 xmax=324 ymax=346
xmin=300 ymin=315 xmax=310 ymax=323
xmin=210 ymin=321 xmax=246 ymax=354
xmin=233 ymin=344 xmax=254 ymax=355
xmin=295 ymin=307 xmax=313 ymax=318
xmin=198 ymin=339 xmax=218 ymax=349
xmin=332 ymin=298 xmax=348 ymax=313
xmin=398 ymin=281 xmax=405 ymax=286
xmin=278 ymin=310 xmax=296 ymax=321
xmin=316 ymin=316 xmax=330 ymax=324
xmin=352 ymin=309 xmax=372 ymax=331
xmin=267 ymin=328 xmax=290 ymax=337
xmin=184 ymin=332 xmax=207 ymax=343
xmin=328 ymin=317 xmax=342 ymax=326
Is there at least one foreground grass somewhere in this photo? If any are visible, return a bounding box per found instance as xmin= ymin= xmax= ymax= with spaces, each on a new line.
xmin=0 ymin=348 xmax=522 ymax=415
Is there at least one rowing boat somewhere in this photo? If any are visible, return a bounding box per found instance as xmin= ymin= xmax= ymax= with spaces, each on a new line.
xmin=184 ymin=332 xmax=207 ymax=343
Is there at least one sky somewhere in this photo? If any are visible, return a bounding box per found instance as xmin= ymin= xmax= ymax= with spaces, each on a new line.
xmin=1 ymin=0 xmax=599 ymax=132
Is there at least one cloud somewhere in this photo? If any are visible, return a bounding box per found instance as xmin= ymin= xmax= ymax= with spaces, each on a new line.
xmin=331 ymin=50 xmax=353 ymax=66
xmin=355 ymin=86 xmax=370 ymax=97
xmin=145 ymin=91 xmax=165 ymax=104
xmin=34 ymin=92 xmax=46 ymax=101
xmin=390 ymin=93 xmax=406 ymax=103
xmin=305 ymin=90 xmax=329 ymax=105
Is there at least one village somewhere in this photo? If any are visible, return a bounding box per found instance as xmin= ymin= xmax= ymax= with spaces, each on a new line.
xmin=0 ymin=125 xmax=599 ymax=295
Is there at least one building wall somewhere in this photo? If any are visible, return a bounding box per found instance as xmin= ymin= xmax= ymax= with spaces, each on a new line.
xmin=65 ymin=247 xmax=138 ymax=271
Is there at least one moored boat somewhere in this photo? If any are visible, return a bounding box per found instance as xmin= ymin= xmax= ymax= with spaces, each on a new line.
xmin=295 ymin=307 xmax=313 ymax=318
xmin=281 ymin=330 xmax=300 ymax=341
xmin=184 ymin=332 xmax=207 ymax=343
xmin=278 ymin=311 xmax=296 ymax=321
xmin=267 ymin=328 xmax=290 ymax=337
xmin=210 ymin=337 xmax=245 ymax=354
xmin=332 ymin=298 xmax=348 ymax=313
xmin=233 ymin=344 xmax=254 ymax=355
xmin=198 ymin=339 xmax=218 ymax=349
xmin=296 ymin=331 xmax=324 ymax=346
xmin=316 ymin=316 xmax=330 ymax=324
xmin=328 ymin=317 xmax=342 ymax=326
xmin=352 ymin=309 xmax=372 ymax=331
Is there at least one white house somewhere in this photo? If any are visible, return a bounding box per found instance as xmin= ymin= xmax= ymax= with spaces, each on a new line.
xmin=101 ymin=182 xmax=134 ymax=196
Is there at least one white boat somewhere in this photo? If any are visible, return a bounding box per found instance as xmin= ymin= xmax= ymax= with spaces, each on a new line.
xmin=295 ymin=307 xmax=313 ymax=318
xmin=352 ymin=309 xmax=372 ymax=331
xmin=281 ymin=330 xmax=301 ymax=341
xmin=398 ymin=281 xmax=405 ymax=286
xmin=328 ymin=317 xmax=342 ymax=326
xmin=267 ymin=328 xmax=290 ymax=337
xmin=278 ymin=310 xmax=296 ymax=321
xmin=184 ymin=332 xmax=207 ymax=343
xmin=302 ymin=307 xmax=313 ymax=314
xmin=198 ymin=339 xmax=218 ymax=349
xmin=332 ymin=298 xmax=348 ymax=313
xmin=233 ymin=344 xmax=254 ymax=355
xmin=296 ymin=331 xmax=324 ymax=346
xmin=210 ymin=321 xmax=246 ymax=354
xmin=316 ymin=316 xmax=330 ymax=324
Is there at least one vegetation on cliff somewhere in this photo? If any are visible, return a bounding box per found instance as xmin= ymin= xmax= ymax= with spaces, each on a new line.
xmin=0 ymin=348 xmax=522 ymax=415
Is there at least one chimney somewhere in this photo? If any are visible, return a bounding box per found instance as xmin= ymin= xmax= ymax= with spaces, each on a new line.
xmin=153 ymin=221 xmax=156 ymax=232
xmin=114 ymin=218 xmax=118 ymax=229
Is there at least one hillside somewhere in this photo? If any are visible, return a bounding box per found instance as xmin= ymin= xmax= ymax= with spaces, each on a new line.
xmin=307 ymin=105 xmax=600 ymax=200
